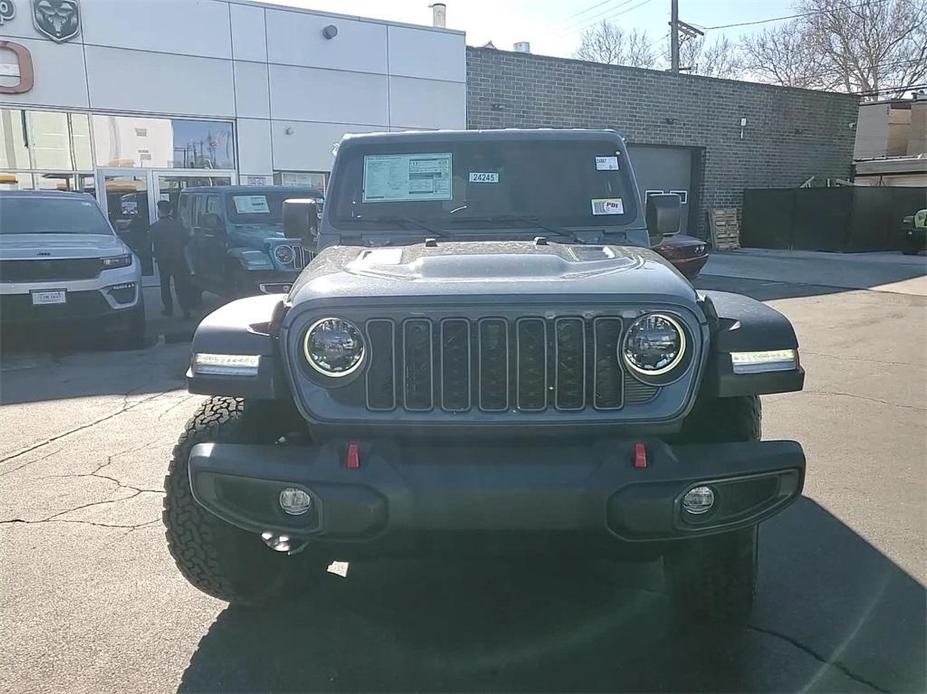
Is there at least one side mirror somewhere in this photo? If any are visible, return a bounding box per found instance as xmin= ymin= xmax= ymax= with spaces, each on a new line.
xmin=645 ymin=193 xmax=681 ymax=245
xmin=283 ymin=199 xmax=320 ymax=244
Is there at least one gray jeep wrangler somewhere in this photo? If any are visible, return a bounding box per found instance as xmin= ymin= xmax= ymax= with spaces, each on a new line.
xmin=164 ymin=129 xmax=805 ymax=624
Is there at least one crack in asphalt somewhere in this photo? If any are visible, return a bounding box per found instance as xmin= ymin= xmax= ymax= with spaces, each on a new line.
xmin=0 ymin=517 xmax=160 ymax=531
xmin=0 ymin=389 xmax=174 ymax=475
xmin=746 ymin=624 xmax=889 ymax=693
xmin=804 ymin=388 xmax=925 ymax=412
xmin=0 ymin=488 xmax=162 ymax=527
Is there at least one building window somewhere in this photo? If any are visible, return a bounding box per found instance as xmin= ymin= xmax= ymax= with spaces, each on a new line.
xmin=0 ymin=109 xmax=31 ymax=169
xmin=274 ymin=170 xmax=328 ymax=192
xmin=91 ymin=115 xmax=235 ymax=169
xmin=0 ymin=172 xmax=33 ymax=190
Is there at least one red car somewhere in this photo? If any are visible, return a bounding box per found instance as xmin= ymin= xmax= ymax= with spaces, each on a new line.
xmin=654 ymin=234 xmax=710 ymax=279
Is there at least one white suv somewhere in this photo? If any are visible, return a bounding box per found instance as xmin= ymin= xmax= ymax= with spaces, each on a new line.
xmin=0 ymin=191 xmax=145 ymax=348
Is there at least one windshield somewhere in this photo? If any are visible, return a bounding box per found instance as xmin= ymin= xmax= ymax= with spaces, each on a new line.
xmin=330 ymin=139 xmax=638 ymax=231
xmin=226 ymin=191 xmax=322 ymax=225
xmin=0 ymin=196 xmax=113 ymax=235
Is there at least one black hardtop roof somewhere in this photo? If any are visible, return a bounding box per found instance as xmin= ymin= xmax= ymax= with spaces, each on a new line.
xmin=179 ymin=185 xmax=323 ymax=196
xmin=340 ymin=128 xmax=625 ymax=147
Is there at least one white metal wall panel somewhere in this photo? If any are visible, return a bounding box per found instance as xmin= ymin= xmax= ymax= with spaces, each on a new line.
xmin=265 ymin=10 xmax=388 ymax=74
xmin=229 ymin=2 xmax=267 ymax=62
xmin=80 ymin=0 xmax=232 ymax=59
xmin=271 ymin=120 xmax=383 ymax=171
xmin=0 ymin=38 xmax=88 ymax=109
xmin=389 ymin=77 xmax=466 ymax=130
xmin=269 ymin=65 xmax=389 ymax=126
xmin=85 ymin=46 xmax=235 ymax=117
xmin=387 ymin=26 xmax=466 ymax=83
xmin=234 ymin=61 xmax=270 ymax=119
xmin=237 ymin=118 xmax=273 ymax=175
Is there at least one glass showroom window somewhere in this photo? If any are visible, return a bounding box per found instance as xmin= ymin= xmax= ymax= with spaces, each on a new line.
xmin=92 ymin=115 xmax=235 ymax=169
xmin=0 ymin=108 xmax=93 ymax=191
xmin=275 ymin=171 xmax=328 ymax=192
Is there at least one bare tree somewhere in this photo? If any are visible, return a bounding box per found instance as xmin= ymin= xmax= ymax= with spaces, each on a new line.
xmin=741 ymin=0 xmax=927 ymax=96
xmin=741 ymin=20 xmax=835 ymax=89
xmin=575 ymin=21 xmax=659 ymax=68
xmin=677 ymin=35 xmax=744 ymax=79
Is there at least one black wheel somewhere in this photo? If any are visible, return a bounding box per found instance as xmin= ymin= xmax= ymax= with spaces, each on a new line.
xmin=162 ymin=397 xmax=330 ymax=605
xmin=665 ymin=395 xmax=763 ymax=624
xmin=115 ymin=301 xmax=146 ymax=350
xmin=664 ymin=527 xmax=758 ymax=625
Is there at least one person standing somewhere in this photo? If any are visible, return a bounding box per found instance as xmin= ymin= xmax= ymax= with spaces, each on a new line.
xmin=150 ymin=200 xmax=192 ymax=319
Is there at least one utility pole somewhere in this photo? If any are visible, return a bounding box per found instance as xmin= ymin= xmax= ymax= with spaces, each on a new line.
xmin=670 ymin=0 xmax=679 ymax=73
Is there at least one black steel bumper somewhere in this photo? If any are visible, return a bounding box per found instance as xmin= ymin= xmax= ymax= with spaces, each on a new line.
xmin=188 ymin=438 xmax=804 ymax=548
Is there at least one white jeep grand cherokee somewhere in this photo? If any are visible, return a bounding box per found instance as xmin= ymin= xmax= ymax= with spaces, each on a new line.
xmin=0 ymin=191 xmax=145 ymax=348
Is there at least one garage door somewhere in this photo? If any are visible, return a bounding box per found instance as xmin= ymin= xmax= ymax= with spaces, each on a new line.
xmin=627 ymin=145 xmax=693 ymax=235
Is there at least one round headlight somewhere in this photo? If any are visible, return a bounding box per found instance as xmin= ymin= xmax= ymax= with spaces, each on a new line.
xmin=274 ymin=245 xmax=294 ymax=264
xmin=622 ymin=313 xmax=686 ymax=377
xmin=303 ymin=318 xmax=365 ymax=377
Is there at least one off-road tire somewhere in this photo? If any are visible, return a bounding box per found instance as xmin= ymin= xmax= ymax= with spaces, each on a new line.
xmin=162 ymin=397 xmax=329 ymax=605
xmin=664 ymin=527 xmax=758 ymax=625
xmin=665 ymin=395 xmax=762 ymax=624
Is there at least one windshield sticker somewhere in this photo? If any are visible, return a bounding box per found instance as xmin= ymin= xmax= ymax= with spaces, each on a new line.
xmin=469 ymin=172 xmax=499 ymax=183
xmin=591 ymin=198 xmax=624 ymax=215
xmin=233 ymin=195 xmax=270 ymax=214
xmin=595 ymin=156 xmax=620 ymax=171
xmin=363 ymin=153 xmax=453 ymax=203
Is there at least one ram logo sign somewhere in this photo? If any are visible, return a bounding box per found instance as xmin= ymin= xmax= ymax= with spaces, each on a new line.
xmin=33 ymin=0 xmax=80 ymax=43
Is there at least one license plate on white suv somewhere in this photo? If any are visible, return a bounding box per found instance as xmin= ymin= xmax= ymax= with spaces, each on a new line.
xmin=31 ymin=289 xmax=67 ymax=305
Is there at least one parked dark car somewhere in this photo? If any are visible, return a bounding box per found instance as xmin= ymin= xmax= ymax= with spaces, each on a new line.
xmin=177 ymin=185 xmax=323 ymax=297
xmin=653 ymin=234 xmax=710 ymax=279
xmin=901 ymin=208 xmax=926 ymax=255
xmin=165 ymin=129 xmax=806 ymax=627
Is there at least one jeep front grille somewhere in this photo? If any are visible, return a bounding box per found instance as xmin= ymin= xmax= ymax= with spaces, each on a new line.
xmin=0 ymin=258 xmax=103 ymax=282
xmin=294 ymin=246 xmax=315 ymax=270
xmin=363 ymin=316 xmax=657 ymax=413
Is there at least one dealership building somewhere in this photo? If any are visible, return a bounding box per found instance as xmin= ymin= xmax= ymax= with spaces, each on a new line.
xmin=0 ymin=0 xmax=465 ymax=220
xmin=1 ymin=0 xmax=859 ymax=236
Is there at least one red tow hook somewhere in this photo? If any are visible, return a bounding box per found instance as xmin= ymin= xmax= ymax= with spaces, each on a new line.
xmin=345 ymin=442 xmax=361 ymax=470
xmin=633 ymin=442 xmax=648 ymax=469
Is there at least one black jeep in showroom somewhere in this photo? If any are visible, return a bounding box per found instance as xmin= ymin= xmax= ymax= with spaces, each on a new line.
xmin=164 ymin=129 xmax=806 ymax=624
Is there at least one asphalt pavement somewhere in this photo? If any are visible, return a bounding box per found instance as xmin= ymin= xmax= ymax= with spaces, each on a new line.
xmin=0 ymin=251 xmax=924 ymax=693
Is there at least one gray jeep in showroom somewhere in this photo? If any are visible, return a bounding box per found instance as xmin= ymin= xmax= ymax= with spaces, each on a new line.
xmin=164 ymin=129 xmax=806 ymax=624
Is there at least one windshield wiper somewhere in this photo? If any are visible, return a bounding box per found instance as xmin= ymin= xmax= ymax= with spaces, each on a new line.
xmin=356 ymin=215 xmax=446 ymax=237
xmin=446 ymin=214 xmax=578 ymax=242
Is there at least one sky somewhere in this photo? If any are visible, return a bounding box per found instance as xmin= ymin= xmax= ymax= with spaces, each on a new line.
xmin=262 ymin=0 xmax=796 ymax=59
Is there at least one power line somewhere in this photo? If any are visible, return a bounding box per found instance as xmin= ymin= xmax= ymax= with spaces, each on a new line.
xmin=702 ymin=0 xmax=891 ymax=31
xmin=567 ymin=0 xmax=640 ymax=31
xmin=564 ymin=0 xmax=624 ymax=22
xmin=581 ymin=0 xmax=656 ymax=30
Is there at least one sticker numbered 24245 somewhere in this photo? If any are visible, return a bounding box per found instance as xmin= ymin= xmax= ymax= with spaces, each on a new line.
xmin=469 ymin=172 xmax=499 ymax=183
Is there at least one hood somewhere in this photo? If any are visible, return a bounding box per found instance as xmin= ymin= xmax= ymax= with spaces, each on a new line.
xmin=289 ymin=240 xmax=696 ymax=304
xmin=0 ymin=233 xmax=129 ymax=261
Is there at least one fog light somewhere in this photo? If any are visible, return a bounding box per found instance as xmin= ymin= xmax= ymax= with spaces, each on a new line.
xmin=682 ymin=486 xmax=715 ymax=515
xmin=279 ymin=487 xmax=312 ymax=516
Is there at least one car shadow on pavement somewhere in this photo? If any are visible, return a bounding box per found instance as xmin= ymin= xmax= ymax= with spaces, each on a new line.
xmin=179 ymin=498 xmax=925 ymax=693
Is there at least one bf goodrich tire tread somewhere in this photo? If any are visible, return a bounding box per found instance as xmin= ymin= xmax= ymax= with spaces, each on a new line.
xmin=667 ymin=395 xmax=763 ymax=623
xmin=664 ymin=527 xmax=758 ymax=625
xmin=162 ymin=397 xmax=325 ymax=605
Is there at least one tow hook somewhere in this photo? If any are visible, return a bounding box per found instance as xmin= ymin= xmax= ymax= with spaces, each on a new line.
xmin=260 ymin=531 xmax=307 ymax=555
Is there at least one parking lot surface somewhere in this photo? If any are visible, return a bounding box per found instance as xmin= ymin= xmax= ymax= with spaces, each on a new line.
xmin=1 ymin=257 xmax=925 ymax=693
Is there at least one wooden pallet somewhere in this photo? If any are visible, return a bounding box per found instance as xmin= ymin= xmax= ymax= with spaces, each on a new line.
xmin=709 ymin=208 xmax=741 ymax=250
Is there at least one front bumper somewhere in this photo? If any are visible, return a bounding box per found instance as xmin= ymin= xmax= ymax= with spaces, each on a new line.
xmin=188 ymin=438 xmax=805 ymax=548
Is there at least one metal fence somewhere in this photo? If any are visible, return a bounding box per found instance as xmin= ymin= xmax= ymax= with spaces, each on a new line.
xmin=741 ymin=187 xmax=927 ymax=252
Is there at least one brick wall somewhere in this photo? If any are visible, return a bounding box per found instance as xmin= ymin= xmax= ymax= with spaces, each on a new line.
xmin=466 ymin=47 xmax=860 ymax=236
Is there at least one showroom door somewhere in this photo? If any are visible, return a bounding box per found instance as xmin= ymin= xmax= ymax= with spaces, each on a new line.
xmin=96 ymin=169 xmax=154 ymax=275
